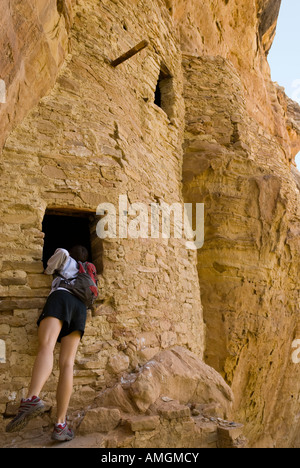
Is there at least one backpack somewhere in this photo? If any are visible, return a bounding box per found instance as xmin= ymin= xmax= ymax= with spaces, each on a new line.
xmin=59 ymin=261 xmax=99 ymax=308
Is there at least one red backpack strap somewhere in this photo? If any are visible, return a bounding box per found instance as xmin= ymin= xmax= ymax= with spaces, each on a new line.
xmin=78 ymin=262 xmax=86 ymax=274
xmin=86 ymin=262 xmax=97 ymax=283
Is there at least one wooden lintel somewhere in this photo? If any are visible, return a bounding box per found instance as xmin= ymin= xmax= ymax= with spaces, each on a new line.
xmin=111 ymin=40 xmax=149 ymax=67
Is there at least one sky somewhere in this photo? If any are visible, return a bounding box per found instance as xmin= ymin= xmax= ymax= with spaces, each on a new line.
xmin=268 ymin=0 xmax=300 ymax=170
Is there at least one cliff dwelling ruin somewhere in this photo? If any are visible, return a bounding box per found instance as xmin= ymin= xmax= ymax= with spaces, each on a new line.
xmin=0 ymin=0 xmax=300 ymax=448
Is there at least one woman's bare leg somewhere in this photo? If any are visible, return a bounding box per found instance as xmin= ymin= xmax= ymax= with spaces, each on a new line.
xmin=56 ymin=331 xmax=81 ymax=424
xmin=27 ymin=317 xmax=63 ymax=399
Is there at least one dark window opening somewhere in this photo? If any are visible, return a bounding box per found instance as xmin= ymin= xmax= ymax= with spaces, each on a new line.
xmin=154 ymin=77 xmax=162 ymax=108
xmin=42 ymin=209 xmax=103 ymax=274
xmin=154 ymin=64 xmax=175 ymax=121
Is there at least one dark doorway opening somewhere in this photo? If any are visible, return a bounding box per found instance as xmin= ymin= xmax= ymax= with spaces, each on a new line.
xmin=42 ymin=209 xmax=103 ymax=274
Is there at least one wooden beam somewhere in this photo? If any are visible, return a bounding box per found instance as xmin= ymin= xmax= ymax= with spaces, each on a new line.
xmin=110 ymin=40 xmax=149 ymax=67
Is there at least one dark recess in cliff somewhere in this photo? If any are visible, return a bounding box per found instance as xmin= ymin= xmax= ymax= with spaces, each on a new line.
xmin=258 ymin=0 xmax=282 ymax=54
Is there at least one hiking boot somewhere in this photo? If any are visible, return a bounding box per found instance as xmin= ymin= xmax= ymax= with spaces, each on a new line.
xmin=6 ymin=396 xmax=45 ymax=433
xmin=51 ymin=422 xmax=75 ymax=442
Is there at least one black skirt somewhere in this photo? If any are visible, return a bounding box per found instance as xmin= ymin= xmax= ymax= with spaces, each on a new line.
xmin=37 ymin=290 xmax=87 ymax=342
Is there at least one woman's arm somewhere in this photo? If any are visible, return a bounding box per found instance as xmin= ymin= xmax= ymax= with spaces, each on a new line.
xmin=44 ymin=248 xmax=69 ymax=275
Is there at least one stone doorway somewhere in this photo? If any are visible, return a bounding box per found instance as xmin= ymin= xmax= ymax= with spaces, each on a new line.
xmin=42 ymin=209 xmax=103 ymax=274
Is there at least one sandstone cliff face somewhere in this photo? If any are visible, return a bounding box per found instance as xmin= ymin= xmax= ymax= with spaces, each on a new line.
xmin=0 ymin=0 xmax=74 ymax=152
xmin=178 ymin=0 xmax=300 ymax=447
xmin=171 ymin=0 xmax=292 ymax=156
xmin=182 ymin=54 xmax=300 ymax=447
xmin=0 ymin=0 xmax=299 ymax=448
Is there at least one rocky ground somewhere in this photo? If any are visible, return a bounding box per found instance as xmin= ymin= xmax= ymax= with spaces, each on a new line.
xmin=1 ymin=347 xmax=246 ymax=449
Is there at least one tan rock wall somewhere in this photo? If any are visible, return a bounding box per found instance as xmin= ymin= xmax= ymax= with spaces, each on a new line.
xmin=0 ymin=0 xmax=204 ymax=426
xmin=171 ymin=0 xmax=294 ymax=164
xmin=0 ymin=0 xmax=74 ymax=152
xmin=182 ymin=54 xmax=300 ymax=447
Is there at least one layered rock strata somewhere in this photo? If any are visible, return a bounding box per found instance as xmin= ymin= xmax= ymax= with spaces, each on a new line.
xmin=182 ymin=54 xmax=300 ymax=447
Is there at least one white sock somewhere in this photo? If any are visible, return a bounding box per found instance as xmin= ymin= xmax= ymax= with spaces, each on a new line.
xmin=24 ymin=395 xmax=37 ymax=401
xmin=56 ymin=421 xmax=66 ymax=428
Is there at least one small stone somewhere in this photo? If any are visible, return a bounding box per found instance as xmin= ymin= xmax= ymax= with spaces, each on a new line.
xmin=128 ymin=415 xmax=160 ymax=432
xmin=107 ymin=353 xmax=130 ymax=374
xmin=79 ymin=407 xmax=121 ymax=434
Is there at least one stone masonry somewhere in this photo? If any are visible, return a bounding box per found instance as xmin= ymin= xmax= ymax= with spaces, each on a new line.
xmin=0 ymin=0 xmax=205 ymax=444
xmin=0 ymin=0 xmax=300 ymax=448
